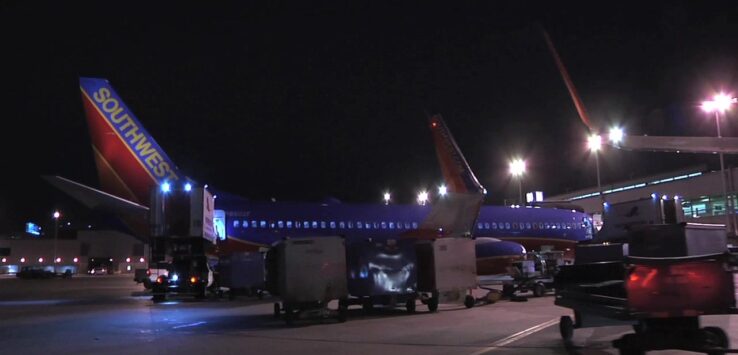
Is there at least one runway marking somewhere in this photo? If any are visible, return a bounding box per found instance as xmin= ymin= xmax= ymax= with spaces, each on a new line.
xmin=469 ymin=317 xmax=559 ymax=355
xmin=172 ymin=321 xmax=207 ymax=329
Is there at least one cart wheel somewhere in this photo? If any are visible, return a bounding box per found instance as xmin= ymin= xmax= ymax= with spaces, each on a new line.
xmin=284 ymin=304 xmax=294 ymax=325
xmin=702 ymin=326 xmax=729 ymax=354
xmin=362 ymin=298 xmax=373 ymax=313
xmin=559 ymin=316 xmax=574 ymax=343
xmin=273 ymin=302 xmax=281 ymax=318
xmin=533 ymin=282 xmax=546 ymax=297
xmin=338 ymin=300 xmax=348 ymax=322
xmin=502 ymin=284 xmax=514 ymax=297
xmin=427 ymin=295 xmax=439 ymax=312
xmin=464 ymin=295 xmax=475 ymax=308
xmin=405 ymin=298 xmax=416 ymax=313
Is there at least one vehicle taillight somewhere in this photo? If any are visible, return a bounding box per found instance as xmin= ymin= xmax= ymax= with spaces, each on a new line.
xmin=626 ymin=260 xmax=734 ymax=316
xmin=190 ymin=276 xmax=198 ymax=284
xmin=146 ymin=270 xmax=151 ymax=276
xmin=156 ymin=276 xmax=165 ymax=284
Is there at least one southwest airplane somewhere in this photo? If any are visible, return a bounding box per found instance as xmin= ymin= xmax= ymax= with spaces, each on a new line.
xmin=46 ymin=78 xmax=594 ymax=275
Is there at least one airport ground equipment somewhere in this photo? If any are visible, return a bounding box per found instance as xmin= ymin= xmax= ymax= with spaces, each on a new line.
xmin=499 ymin=250 xmax=563 ymax=299
xmin=344 ymin=238 xmax=420 ymax=313
xmin=218 ymin=251 xmax=265 ymax=299
xmin=149 ymin=186 xmax=217 ymax=302
xmin=416 ymin=237 xmax=478 ymax=309
xmin=554 ymin=197 xmax=737 ymax=354
xmin=266 ymin=236 xmax=349 ymax=324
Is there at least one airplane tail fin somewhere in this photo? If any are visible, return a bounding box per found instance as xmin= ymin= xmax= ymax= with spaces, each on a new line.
xmin=415 ymin=114 xmax=485 ymax=238
xmin=79 ymin=78 xmax=183 ymax=205
xmin=541 ymin=29 xmax=594 ymax=132
xmin=428 ymin=114 xmax=485 ymax=195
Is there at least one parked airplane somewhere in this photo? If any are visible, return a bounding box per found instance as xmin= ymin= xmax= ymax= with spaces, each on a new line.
xmin=46 ymin=77 xmax=593 ymax=275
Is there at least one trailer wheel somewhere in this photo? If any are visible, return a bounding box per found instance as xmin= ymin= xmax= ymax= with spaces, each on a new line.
xmin=284 ymin=304 xmax=294 ymax=325
xmin=533 ymin=282 xmax=546 ymax=297
xmin=502 ymin=284 xmax=515 ymax=297
xmin=337 ymin=299 xmax=348 ymax=322
xmin=559 ymin=315 xmax=574 ymax=343
xmin=273 ymin=302 xmax=281 ymax=318
xmin=464 ymin=295 xmax=475 ymax=308
xmin=702 ymin=326 xmax=729 ymax=354
xmin=427 ymin=294 xmax=439 ymax=312
xmin=362 ymin=298 xmax=373 ymax=313
xmin=405 ymin=298 xmax=416 ymax=313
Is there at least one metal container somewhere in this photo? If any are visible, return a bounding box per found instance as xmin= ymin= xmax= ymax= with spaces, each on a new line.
xmin=266 ymin=236 xmax=347 ymax=304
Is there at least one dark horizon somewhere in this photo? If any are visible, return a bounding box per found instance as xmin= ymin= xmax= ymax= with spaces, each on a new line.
xmin=3 ymin=2 xmax=738 ymax=232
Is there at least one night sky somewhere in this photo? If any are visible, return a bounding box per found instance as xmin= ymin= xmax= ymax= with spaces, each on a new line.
xmin=3 ymin=1 xmax=738 ymax=232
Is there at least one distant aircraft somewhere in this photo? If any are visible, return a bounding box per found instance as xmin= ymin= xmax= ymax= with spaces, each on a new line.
xmin=542 ymin=29 xmax=738 ymax=154
xmin=46 ymin=77 xmax=593 ymax=275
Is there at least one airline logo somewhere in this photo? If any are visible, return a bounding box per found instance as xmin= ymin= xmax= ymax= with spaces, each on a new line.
xmin=79 ymin=78 xmax=181 ymax=185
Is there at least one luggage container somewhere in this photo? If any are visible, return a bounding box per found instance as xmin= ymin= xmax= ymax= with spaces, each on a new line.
xmin=266 ymin=236 xmax=348 ymax=324
xmin=416 ymin=237 xmax=477 ymax=309
xmin=345 ymin=238 xmax=419 ymax=313
xmin=218 ymin=252 xmax=265 ymax=299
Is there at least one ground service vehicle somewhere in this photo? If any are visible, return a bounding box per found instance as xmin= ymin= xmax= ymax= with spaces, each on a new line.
xmin=554 ymin=197 xmax=737 ymax=354
xmin=149 ymin=186 xmax=217 ymax=302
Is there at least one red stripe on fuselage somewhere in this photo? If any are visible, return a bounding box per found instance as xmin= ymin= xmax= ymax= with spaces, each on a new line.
xmin=81 ymin=90 xmax=156 ymax=204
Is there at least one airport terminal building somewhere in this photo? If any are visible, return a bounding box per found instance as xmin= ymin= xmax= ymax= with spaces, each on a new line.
xmin=545 ymin=165 xmax=738 ymax=234
xmin=0 ymin=230 xmax=148 ymax=275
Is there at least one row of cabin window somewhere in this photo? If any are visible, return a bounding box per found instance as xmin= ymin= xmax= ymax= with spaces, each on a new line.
xmin=232 ymin=220 xmax=420 ymax=230
xmin=476 ymin=221 xmax=583 ymax=230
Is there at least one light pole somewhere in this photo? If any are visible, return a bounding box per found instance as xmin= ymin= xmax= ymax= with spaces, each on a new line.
xmin=588 ymin=134 xmax=603 ymax=205
xmin=701 ymin=93 xmax=736 ymax=236
xmin=509 ymin=158 xmax=526 ymax=206
xmin=52 ymin=211 xmax=60 ymax=274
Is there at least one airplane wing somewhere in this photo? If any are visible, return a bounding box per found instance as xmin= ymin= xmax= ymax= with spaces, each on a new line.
xmin=612 ymin=135 xmax=738 ymax=154
xmin=43 ymin=175 xmax=149 ymax=217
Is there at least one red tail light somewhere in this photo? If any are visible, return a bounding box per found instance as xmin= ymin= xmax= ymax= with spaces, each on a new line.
xmin=626 ymin=260 xmax=734 ymax=317
xmin=156 ymin=276 xmax=165 ymax=284
xmin=190 ymin=276 xmax=198 ymax=284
